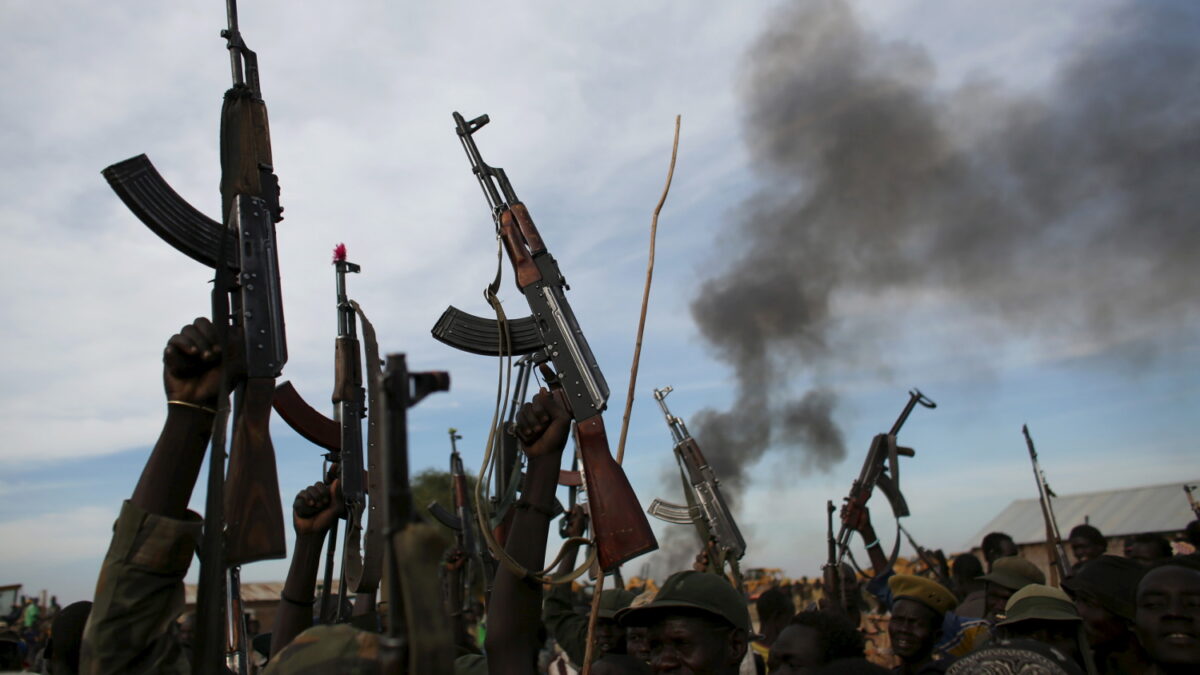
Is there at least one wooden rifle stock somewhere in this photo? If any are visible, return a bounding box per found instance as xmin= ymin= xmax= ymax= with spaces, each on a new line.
xmin=575 ymin=416 xmax=658 ymax=571
xmin=224 ymin=377 xmax=286 ymax=565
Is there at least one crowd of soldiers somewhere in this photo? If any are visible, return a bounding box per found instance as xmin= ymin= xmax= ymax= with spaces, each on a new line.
xmin=2 ymin=316 xmax=1197 ymax=675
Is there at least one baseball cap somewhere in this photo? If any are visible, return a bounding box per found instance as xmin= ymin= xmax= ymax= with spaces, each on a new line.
xmin=616 ymin=570 xmax=751 ymax=632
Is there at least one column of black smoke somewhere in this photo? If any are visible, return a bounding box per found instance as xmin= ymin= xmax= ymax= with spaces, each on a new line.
xmin=654 ymin=0 xmax=1198 ymax=575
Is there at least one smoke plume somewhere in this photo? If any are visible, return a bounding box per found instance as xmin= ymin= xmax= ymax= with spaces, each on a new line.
xmin=687 ymin=0 xmax=1200 ymax=506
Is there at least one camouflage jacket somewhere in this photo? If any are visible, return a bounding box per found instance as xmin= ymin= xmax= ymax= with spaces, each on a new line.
xmin=80 ymin=500 xmax=201 ymax=675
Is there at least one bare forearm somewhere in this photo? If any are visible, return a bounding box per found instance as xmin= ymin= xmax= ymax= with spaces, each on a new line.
xmin=271 ymin=533 xmax=325 ymax=656
xmin=131 ymin=406 xmax=214 ymax=518
xmin=486 ymin=452 xmax=562 ymax=671
xmin=860 ymin=523 xmax=890 ymax=576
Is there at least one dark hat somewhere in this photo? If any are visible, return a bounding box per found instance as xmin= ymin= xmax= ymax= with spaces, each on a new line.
xmin=597 ymin=588 xmax=638 ymax=619
xmin=887 ymin=574 xmax=957 ymax=615
xmin=1062 ymin=554 xmax=1145 ymax=620
xmin=979 ymin=556 xmax=1045 ymax=591
xmin=946 ymin=638 xmax=1084 ymax=675
xmin=616 ymin=570 xmax=751 ymax=632
xmin=997 ymin=585 xmax=1080 ymax=626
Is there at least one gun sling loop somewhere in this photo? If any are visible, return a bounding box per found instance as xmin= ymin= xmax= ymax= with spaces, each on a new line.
xmin=472 ymin=235 xmax=596 ymax=585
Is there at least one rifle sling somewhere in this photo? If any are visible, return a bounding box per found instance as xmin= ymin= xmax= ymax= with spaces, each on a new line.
xmin=350 ymin=300 xmax=385 ymax=593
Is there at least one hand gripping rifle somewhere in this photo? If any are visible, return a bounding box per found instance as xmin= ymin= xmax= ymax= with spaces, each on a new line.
xmin=101 ymin=3 xmax=286 ymax=672
xmin=430 ymin=112 xmax=657 ymax=572
xmin=836 ymin=389 xmax=936 ymax=573
xmin=378 ymin=355 xmax=454 ymax=674
xmin=272 ymin=245 xmax=386 ymax=622
xmin=647 ymin=386 xmax=746 ymax=586
xmin=1023 ymin=425 xmax=1070 ymax=583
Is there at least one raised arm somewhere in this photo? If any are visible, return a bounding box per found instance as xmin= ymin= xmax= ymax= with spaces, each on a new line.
xmin=271 ymin=480 xmax=342 ymax=656
xmin=82 ymin=318 xmax=226 ymax=675
xmin=485 ymin=388 xmax=571 ymax=674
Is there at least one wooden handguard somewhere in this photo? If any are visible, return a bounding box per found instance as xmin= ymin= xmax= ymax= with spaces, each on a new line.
xmin=225 ymin=377 xmax=287 ymax=565
xmin=509 ymin=203 xmax=546 ymax=255
xmin=499 ymin=211 xmax=542 ymax=289
xmin=575 ymin=416 xmax=659 ymax=571
xmin=332 ymin=336 xmax=362 ymax=404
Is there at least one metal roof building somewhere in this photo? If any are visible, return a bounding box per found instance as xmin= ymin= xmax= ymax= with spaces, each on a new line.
xmin=966 ymin=480 xmax=1198 ymax=550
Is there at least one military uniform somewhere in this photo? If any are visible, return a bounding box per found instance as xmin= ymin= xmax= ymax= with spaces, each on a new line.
xmin=80 ymin=500 xmax=382 ymax=674
xmin=81 ymin=500 xmax=201 ymax=675
xmin=542 ymin=587 xmax=636 ymax=667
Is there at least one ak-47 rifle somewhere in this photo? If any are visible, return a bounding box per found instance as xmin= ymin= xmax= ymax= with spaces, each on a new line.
xmin=378 ymin=355 xmax=454 ymax=674
xmin=429 ymin=430 xmax=496 ymax=625
xmin=823 ymin=500 xmax=845 ymax=615
xmin=837 ymin=389 xmax=936 ymax=572
xmin=272 ymin=244 xmax=385 ymax=623
xmin=1023 ymin=425 xmax=1070 ymax=583
xmin=490 ymin=355 xmax=535 ymax=546
xmin=431 ymin=112 xmax=657 ymax=572
xmin=101 ymin=2 xmax=286 ymax=672
xmin=898 ymin=523 xmax=950 ymax=586
xmin=647 ymin=386 xmax=746 ymax=586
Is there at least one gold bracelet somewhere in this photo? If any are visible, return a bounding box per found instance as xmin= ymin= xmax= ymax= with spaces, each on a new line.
xmin=167 ymin=400 xmax=217 ymax=415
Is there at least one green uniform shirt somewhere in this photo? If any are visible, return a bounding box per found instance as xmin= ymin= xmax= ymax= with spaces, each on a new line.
xmin=80 ymin=500 xmax=201 ymax=675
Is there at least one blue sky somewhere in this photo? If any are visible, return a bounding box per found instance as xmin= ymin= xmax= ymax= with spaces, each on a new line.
xmin=1 ymin=0 xmax=1196 ymax=604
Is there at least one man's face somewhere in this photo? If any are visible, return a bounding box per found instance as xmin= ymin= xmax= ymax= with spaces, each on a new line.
xmin=1069 ymin=536 xmax=1106 ymax=565
xmin=984 ymin=583 xmax=1014 ymax=622
xmin=1072 ymin=592 xmax=1128 ymax=648
xmin=1128 ymin=542 xmax=1169 ymax=567
xmin=594 ymin=618 xmax=628 ymax=656
xmin=766 ymin=625 xmax=824 ymax=675
xmin=1134 ymin=566 xmax=1200 ymax=667
xmin=986 ymin=539 xmax=1018 ymax=566
xmin=646 ymin=615 xmax=744 ymax=675
xmin=888 ymin=598 xmax=940 ymax=663
xmin=627 ymin=626 xmax=651 ymax=663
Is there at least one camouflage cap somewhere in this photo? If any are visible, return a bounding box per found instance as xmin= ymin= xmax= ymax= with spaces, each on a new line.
xmin=616 ymin=570 xmax=751 ymax=632
xmin=888 ymin=574 xmax=957 ymax=615
xmin=262 ymin=623 xmax=380 ymax=675
xmin=597 ymin=588 xmax=639 ymax=619
xmin=979 ymin=556 xmax=1045 ymax=591
xmin=997 ymin=584 xmax=1081 ymax=626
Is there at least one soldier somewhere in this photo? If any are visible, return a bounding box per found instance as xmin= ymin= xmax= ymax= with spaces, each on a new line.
xmin=1062 ymin=555 xmax=1148 ymax=675
xmin=767 ymin=610 xmax=865 ymax=674
xmin=1133 ymin=562 xmax=1200 ymax=673
xmin=616 ymin=570 xmax=750 ymax=675
xmin=1069 ymin=525 xmax=1108 ymax=573
xmin=885 ymin=575 xmax=958 ymax=674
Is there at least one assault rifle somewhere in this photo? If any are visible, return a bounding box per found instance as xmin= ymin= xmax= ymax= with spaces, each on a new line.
xmin=1023 ymin=425 xmax=1070 ymax=583
xmin=823 ymin=500 xmax=844 ymax=615
xmin=378 ymin=355 xmax=454 ymax=674
xmin=491 ymin=355 xmax=535 ymax=546
xmin=429 ymin=429 xmax=495 ymax=600
xmin=101 ymin=2 xmax=286 ymax=672
xmin=430 ymin=112 xmax=657 ymax=571
xmin=837 ymin=389 xmax=935 ymax=570
xmin=272 ymin=245 xmax=385 ymax=623
xmin=647 ymin=386 xmax=746 ymax=584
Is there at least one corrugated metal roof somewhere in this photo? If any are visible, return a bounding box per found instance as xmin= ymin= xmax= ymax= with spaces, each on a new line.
xmin=185 ymin=581 xmax=293 ymax=605
xmin=965 ymin=481 xmax=1199 ymax=549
